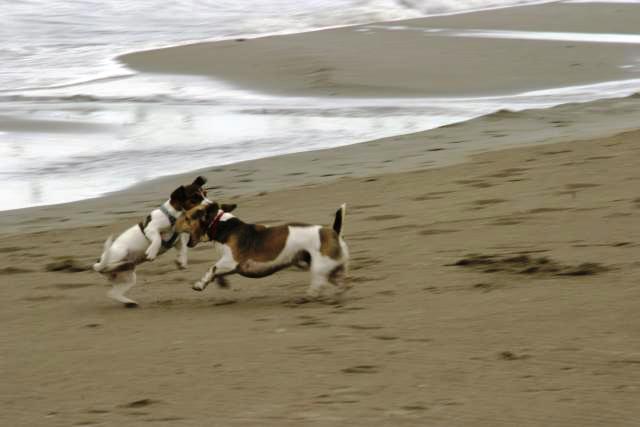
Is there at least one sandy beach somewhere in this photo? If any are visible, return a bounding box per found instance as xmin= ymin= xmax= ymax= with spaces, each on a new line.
xmin=3 ymin=1 xmax=640 ymax=426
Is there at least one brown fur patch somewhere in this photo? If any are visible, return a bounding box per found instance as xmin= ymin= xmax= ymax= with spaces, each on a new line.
xmin=230 ymin=225 xmax=290 ymax=263
xmin=175 ymin=204 xmax=212 ymax=244
xmin=319 ymin=227 xmax=341 ymax=259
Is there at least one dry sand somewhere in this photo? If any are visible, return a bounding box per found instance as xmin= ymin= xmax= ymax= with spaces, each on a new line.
xmin=2 ymin=100 xmax=640 ymax=425
xmin=119 ymin=2 xmax=640 ymax=97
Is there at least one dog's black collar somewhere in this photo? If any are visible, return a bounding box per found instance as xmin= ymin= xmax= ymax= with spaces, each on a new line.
xmin=159 ymin=204 xmax=178 ymax=226
xmin=138 ymin=203 xmax=181 ymax=248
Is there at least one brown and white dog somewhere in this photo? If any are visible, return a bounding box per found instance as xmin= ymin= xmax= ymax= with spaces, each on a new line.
xmin=93 ymin=176 xmax=208 ymax=307
xmin=175 ymin=202 xmax=350 ymax=299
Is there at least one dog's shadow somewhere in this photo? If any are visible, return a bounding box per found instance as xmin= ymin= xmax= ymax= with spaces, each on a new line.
xmin=159 ymin=294 xmax=351 ymax=309
xmin=101 ymin=291 xmax=356 ymax=312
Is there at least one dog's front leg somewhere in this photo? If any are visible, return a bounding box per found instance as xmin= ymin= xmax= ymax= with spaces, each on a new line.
xmin=174 ymin=233 xmax=189 ymax=269
xmin=193 ymin=265 xmax=216 ymax=291
xmin=144 ymin=228 xmax=162 ymax=261
xmin=193 ymin=250 xmax=238 ymax=291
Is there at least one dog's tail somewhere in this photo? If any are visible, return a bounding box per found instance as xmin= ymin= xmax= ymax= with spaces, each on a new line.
xmin=92 ymin=235 xmax=114 ymax=273
xmin=332 ymin=203 xmax=346 ymax=237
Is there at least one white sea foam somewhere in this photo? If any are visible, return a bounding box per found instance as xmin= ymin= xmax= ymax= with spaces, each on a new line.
xmin=564 ymin=0 xmax=640 ymax=3
xmin=442 ymin=29 xmax=640 ymax=44
xmin=369 ymin=25 xmax=640 ymax=44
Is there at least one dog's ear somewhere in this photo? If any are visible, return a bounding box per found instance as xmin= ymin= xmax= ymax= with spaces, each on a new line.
xmin=205 ymin=202 xmax=220 ymax=221
xmin=192 ymin=205 xmax=211 ymax=220
xmin=220 ymin=203 xmax=237 ymax=213
xmin=192 ymin=176 xmax=207 ymax=187
xmin=170 ymin=185 xmax=187 ymax=203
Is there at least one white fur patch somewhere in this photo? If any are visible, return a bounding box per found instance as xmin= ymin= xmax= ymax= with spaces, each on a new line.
xmin=94 ymin=200 xmax=188 ymax=304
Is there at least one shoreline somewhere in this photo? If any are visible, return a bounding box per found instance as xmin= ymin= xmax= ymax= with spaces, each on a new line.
xmin=2 ymin=90 xmax=640 ymax=234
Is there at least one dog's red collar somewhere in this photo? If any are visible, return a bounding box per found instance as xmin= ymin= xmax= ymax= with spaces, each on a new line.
xmin=207 ymin=210 xmax=225 ymax=240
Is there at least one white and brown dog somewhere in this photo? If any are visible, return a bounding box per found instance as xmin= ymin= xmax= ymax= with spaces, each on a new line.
xmin=93 ymin=176 xmax=208 ymax=307
xmin=175 ymin=202 xmax=350 ymax=299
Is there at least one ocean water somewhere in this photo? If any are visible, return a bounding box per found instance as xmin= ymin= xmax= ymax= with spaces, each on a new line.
xmin=1 ymin=0 xmax=640 ymax=211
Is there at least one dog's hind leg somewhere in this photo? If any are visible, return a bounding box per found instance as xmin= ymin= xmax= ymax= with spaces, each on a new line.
xmin=328 ymin=264 xmax=351 ymax=295
xmin=107 ymin=270 xmax=139 ymax=307
xmin=306 ymin=253 xmax=336 ymax=299
xmin=331 ymin=240 xmax=351 ymax=295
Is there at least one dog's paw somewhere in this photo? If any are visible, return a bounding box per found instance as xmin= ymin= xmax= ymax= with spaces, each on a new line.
xmin=175 ymin=260 xmax=187 ymax=270
xmin=292 ymin=296 xmax=312 ymax=305
xmin=215 ymin=276 xmax=229 ymax=288
xmin=334 ymin=283 xmax=353 ymax=295
xmin=145 ymin=247 xmax=158 ymax=261
xmin=305 ymin=288 xmax=321 ymax=299
xmin=192 ymin=282 xmax=206 ymax=291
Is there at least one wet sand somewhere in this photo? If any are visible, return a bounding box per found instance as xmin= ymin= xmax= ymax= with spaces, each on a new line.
xmin=0 ymin=115 xmax=114 ymax=134
xmin=120 ymin=2 xmax=640 ymax=97
xmin=2 ymin=97 xmax=640 ymax=425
